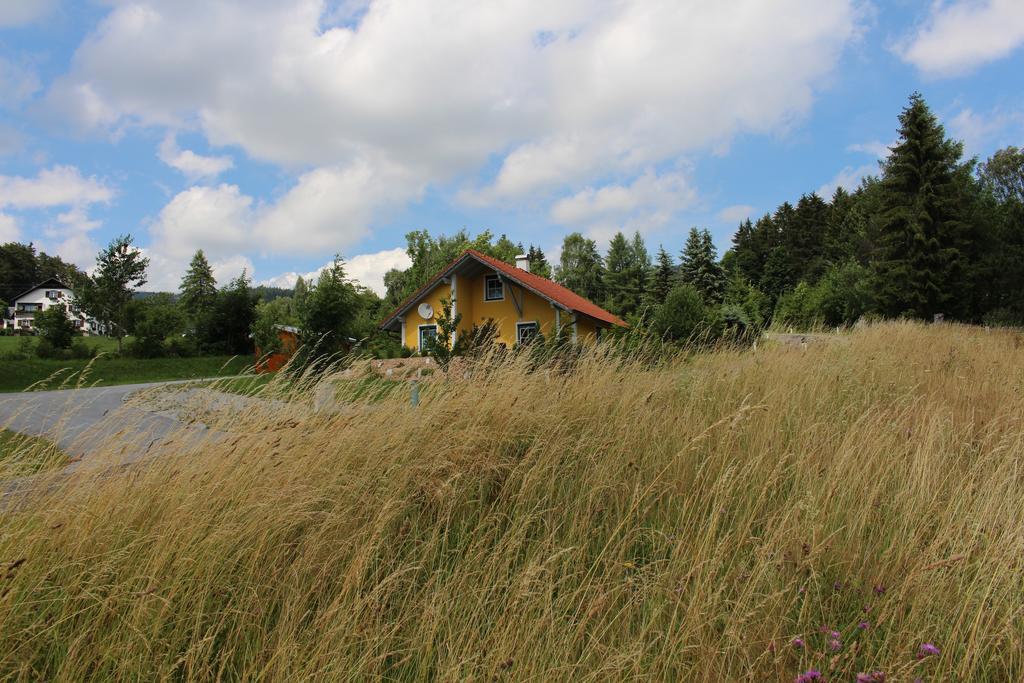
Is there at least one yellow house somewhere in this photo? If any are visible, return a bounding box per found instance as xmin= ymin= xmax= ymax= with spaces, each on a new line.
xmin=380 ymin=249 xmax=627 ymax=351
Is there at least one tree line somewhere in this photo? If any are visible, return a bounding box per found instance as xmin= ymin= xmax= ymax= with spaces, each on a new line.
xmin=543 ymin=93 xmax=1024 ymax=337
xmin=9 ymin=93 xmax=1022 ymax=360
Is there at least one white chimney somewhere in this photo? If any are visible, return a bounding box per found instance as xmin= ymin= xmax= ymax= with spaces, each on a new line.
xmin=515 ymin=254 xmax=530 ymax=271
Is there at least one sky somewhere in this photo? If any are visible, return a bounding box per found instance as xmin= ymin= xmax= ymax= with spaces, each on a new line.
xmin=1 ymin=0 xmax=1022 ymax=295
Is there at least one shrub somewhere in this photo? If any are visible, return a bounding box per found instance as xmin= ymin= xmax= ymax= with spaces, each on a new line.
xmin=35 ymin=307 xmax=77 ymax=350
xmin=652 ymin=284 xmax=717 ymax=344
xmin=165 ymin=336 xmax=199 ymax=357
xmin=128 ymin=295 xmax=185 ymax=358
xmin=69 ymin=338 xmax=95 ymax=360
xmin=982 ymin=307 xmax=1024 ymax=328
xmin=35 ymin=338 xmax=61 ymax=359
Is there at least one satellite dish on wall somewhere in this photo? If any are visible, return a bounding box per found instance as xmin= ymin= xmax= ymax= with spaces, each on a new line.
xmin=418 ymin=303 xmax=434 ymax=320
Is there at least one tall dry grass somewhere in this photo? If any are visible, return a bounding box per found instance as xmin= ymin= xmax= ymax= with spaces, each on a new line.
xmin=1 ymin=321 xmax=1023 ymax=681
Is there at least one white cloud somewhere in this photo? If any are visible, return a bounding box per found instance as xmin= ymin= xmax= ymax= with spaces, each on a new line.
xmin=262 ymin=247 xmax=411 ymax=295
xmin=211 ymin=254 xmax=255 ymax=284
xmin=716 ymin=204 xmax=755 ymax=224
xmin=0 ymin=57 xmax=40 ymax=108
xmin=847 ymin=140 xmax=891 ymax=159
xmin=158 ymin=134 xmax=234 ymax=181
xmin=0 ymin=165 xmax=114 ymax=210
xmin=253 ymin=160 xmax=420 ymax=255
xmin=0 ymin=166 xmax=113 ymax=268
xmin=0 ymin=213 xmax=19 ymax=242
xmin=149 ymin=183 xmax=253 ymax=260
xmin=817 ymin=163 xmax=877 ymax=197
xmin=550 ymin=168 xmax=697 ymax=240
xmin=145 ymin=169 xmax=415 ymax=290
xmin=949 ymin=107 xmax=1024 ymax=156
xmin=47 ymin=0 xmax=864 ymax=240
xmin=0 ymin=0 xmax=57 ymax=27
xmin=898 ymin=0 xmax=1024 ymax=77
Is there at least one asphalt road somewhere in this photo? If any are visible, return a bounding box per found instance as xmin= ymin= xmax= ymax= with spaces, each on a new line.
xmin=0 ymin=381 xmax=219 ymax=469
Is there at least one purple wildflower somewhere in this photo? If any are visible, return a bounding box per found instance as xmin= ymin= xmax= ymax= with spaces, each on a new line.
xmin=833 ymin=581 xmax=843 ymax=591
xmin=828 ymin=637 xmax=842 ymax=652
xmin=792 ymin=638 xmax=805 ymax=649
xmin=829 ymin=630 xmax=840 ymax=639
xmin=857 ymin=621 xmax=870 ymax=630
xmin=794 ymin=670 xmax=822 ymax=683
xmin=856 ymin=673 xmax=886 ymax=683
xmin=873 ymin=584 xmax=886 ymax=595
xmin=917 ymin=642 xmax=940 ymax=659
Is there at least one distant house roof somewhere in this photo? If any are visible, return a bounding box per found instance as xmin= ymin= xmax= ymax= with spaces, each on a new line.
xmin=380 ymin=249 xmax=627 ymax=330
xmin=9 ymin=277 xmax=70 ymax=304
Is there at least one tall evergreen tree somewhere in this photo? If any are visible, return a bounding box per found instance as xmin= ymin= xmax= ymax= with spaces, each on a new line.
xmin=555 ymin=232 xmax=604 ymax=302
xmin=789 ymin=193 xmax=830 ymax=282
xmin=871 ymin=93 xmax=969 ymax=319
xmin=649 ymin=245 xmax=676 ymax=305
xmin=293 ymin=275 xmax=309 ymax=316
xmin=178 ymin=249 xmax=217 ymax=329
xmin=679 ymin=228 xmax=724 ymax=304
xmin=526 ymin=245 xmax=552 ymax=279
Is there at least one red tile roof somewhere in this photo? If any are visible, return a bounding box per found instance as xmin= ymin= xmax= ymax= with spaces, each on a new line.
xmin=379 ymin=249 xmax=627 ymax=329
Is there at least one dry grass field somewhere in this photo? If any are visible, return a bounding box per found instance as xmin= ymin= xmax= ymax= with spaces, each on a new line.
xmin=1 ymin=321 xmax=1022 ymax=681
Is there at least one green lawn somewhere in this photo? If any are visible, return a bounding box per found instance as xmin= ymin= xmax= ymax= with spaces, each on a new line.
xmin=0 ymin=355 xmax=253 ymax=393
xmin=0 ymin=335 xmax=122 ymax=355
xmin=0 ymin=429 xmax=69 ymax=480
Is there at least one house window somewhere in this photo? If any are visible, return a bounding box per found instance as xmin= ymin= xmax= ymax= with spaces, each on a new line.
xmin=484 ymin=275 xmax=504 ymax=301
xmin=418 ymin=324 xmax=437 ymax=352
xmin=516 ymin=321 xmax=539 ymax=344
xmin=45 ymin=290 xmax=60 ymax=299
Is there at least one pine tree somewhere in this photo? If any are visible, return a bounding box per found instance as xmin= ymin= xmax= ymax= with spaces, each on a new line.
xmin=293 ymin=275 xmax=309 ymax=316
xmin=629 ymin=231 xmax=651 ymax=306
xmin=679 ymin=228 xmax=724 ymax=304
xmin=602 ymin=232 xmax=633 ymax=317
xmin=872 ymin=93 xmax=969 ymax=319
xmin=179 ymin=249 xmax=217 ymax=328
xmin=789 ymin=193 xmax=829 ymax=282
xmin=526 ymin=245 xmax=552 ymax=279
xmin=649 ymin=245 xmax=676 ymax=305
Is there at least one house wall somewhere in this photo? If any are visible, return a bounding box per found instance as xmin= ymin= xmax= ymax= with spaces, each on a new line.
xmin=400 ymin=272 xmax=611 ymax=350
xmin=402 ymin=281 xmax=455 ymax=351
xmin=5 ymin=286 xmax=105 ymax=335
xmin=9 ymin=287 xmax=75 ymax=331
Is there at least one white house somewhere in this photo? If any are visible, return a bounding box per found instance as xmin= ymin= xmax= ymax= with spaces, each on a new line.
xmin=2 ymin=277 xmax=103 ymax=335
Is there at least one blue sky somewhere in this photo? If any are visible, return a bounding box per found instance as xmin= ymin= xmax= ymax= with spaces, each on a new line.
xmin=1 ymin=0 xmax=1022 ymax=294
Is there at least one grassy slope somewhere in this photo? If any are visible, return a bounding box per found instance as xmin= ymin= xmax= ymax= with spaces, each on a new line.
xmin=0 ymin=355 xmax=252 ymax=392
xmin=0 ymin=322 xmax=1022 ymax=680
xmin=0 ymin=429 xmax=68 ymax=480
xmin=0 ymin=336 xmax=122 ymax=354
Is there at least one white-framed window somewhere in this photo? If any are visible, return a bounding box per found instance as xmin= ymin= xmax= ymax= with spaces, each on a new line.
xmin=45 ymin=290 xmax=60 ymax=299
xmin=484 ymin=274 xmax=504 ymax=301
xmin=516 ymin=321 xmax=539 ymax=344
xmin=418 ymin=324 xmax=437 ymax=352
